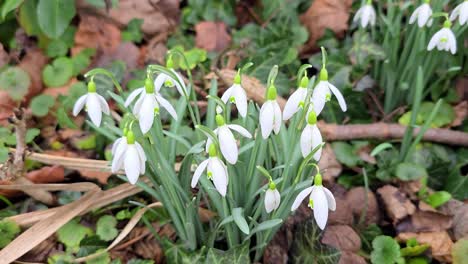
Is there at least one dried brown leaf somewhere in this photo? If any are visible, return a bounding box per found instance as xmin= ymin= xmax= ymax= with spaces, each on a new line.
xmin=318 ymin=144 xmax=342 ymax=182
xmin=397 ymin=210 xmax=452 ymax=233
xmin=440 ymin=199 xmax=468 ymax=240
xmin=346 ymin=187 xmax=379 ymax=225
xmin=338 ymin=251 xmax=367 ymax=264
xmin=26 ymin=165 xmax=65 ymax=183
xmin=195 ymin=21 xmax=231 ymax=52
xmin=321 ymin=225 xmax=361 ymax=252
xmin=450 ymin=101 xmax=467 ymax=127
xmin=397 ymin=231 xmax=453 ymax=263
xmin=377 ymin=185 xmax=416 ymax=223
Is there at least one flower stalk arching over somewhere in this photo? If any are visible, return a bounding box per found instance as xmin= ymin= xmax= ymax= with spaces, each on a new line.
xmin=409 ymin=0 xmax=433 ymax=27
xmin=427 ymin=20 xmax=457 ymax=54
xmin=152 ymin=56 xmax=190 ymax=97
xmin=450 ymin=1 xmax=468 ymax=26
xmin=111 ymin=131 xmax=147 ymax=185
xmin=205 ymin=114 xmax=252 ymax=165
xmin=300 ymin=110 xmax=323 ymax=161
xmin=260 ymin=84 xmax=282 ymax=139
xmin=73 ymin=80 xmax=110 ymax=127
xmin=221 ymin=71 xmax=248 ymax=118
xmin=264 ymin=181 xmax=281 ymax=213
xmin=353 ymin=0 xmax=376 ymax=28
xmin=124 ymin=77 xmax=178 ymax=134
xmin=191 ymin=144 xmax=229 ymax=197
xmin=283 ymin=75 xmax=309 ymax=121
xmin=311 ymin=68 xmax=347 ymax=116
xmin=291 ymin=172 xmax=336 ymax=230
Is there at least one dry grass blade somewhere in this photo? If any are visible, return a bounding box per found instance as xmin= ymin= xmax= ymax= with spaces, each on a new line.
xmin=0 ymin=183 xmax=101 ymax=263
xmin=74 ymin=202 xmax=163 ymax=263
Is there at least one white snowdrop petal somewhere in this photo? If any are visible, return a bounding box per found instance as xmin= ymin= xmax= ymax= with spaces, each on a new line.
xmin=73 ymin=94 xmax=88 ymax=116
xmin=233 ymin=86 xmax=248 ymax=118
xmin=153 ymin=74 xmax=167 ymax=92
xmin=227 ymin=124 xmax=252 ymax=138
xmin=155 ymin=94 xmax=178 ymax=120
xmin=138 ymin=96 xmax=156 ymax=134
xmin=132 ymin=93 xmax=145 ymax=115
xmin=428 ymin=30 xmax=443 ymax=51
xmin=353 ymin=8 xmax=362 ymax=23
xmin=300 ymin=125 xmax=313 ymax=158
xmin=124 ymin=88 xmax=144 ymax=107
xmin=219 ymin=126 xmax=238 ymax=164
xmin=111 ymin=140 xmax=128 ymax=172
xmin=265 ymin=189 xmax=280 ymax=213
xmin=323 ymin=187 xmax=336 ymax=211
xmin=111 ymin=137 xmax=123 ymax=155
xmin=312 ymin=81 xmax=329 ymax=115
xmin=361 ymin=7 xmax=370 ymax=27
xmin=311 ymin=186 xmax=329 ymax=230
xmin=291 ymin=186 xmax=314 ymax=211
xmin=97 ymin=94 xmax=110 ymax=115
xmin=260 ymin=102 xmax=274 ymax=139
xmin=447 ymin=30 xmax=457 ymax=54
xmin=273 ymin=102 xmax=282 ymax=134
xmin=191 ymin=159 xmax=209 ymax=188
xmin=409 ymin=6 xmax=419 ymax=24
xmin=171 ymin=69 xmax=188 ymax=96
xmin=87 ymin=94 xmax=103 ymax=126
xmin=328 ymin=83 xmax=347 ymax=112
xmin=124 ymin=146 xmax=141 ymax=184
xmin=283 ymin=88 xmax=307 ymax=120
xmin=210 ymin=158 xmax=228 ymax=196
xmin=311 ymin=125 xmax=323 ymax=161
xmin=221 ymin=87 xmax=233 ymax=103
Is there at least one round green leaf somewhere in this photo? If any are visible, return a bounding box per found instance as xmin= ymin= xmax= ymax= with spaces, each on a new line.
xmin=96 ymin=215 xmax=118 ymax=241
xmin=0 ymin=67 xmax=31 ymax=101
xmin=30 ymin=94 xmax=55 ymax=117
xmin=42 ymin=57 xmax=74 ymax=87
xmin=37 ymin=0 xmax=76 ymax=39
xmin=46 ymin=39 xmax=68 ymax=58
xmin=371 ymin=236 xmax=401 ymax=264
xmin=395 ymin=163 xmax=428 ymax=181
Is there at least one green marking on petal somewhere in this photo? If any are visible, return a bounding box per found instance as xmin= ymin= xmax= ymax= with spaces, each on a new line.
xmin=325 ymin=93 xmax=331 ymax=102
xmin=229 ymin=96 xmax=236 ymax=103
xmin=298 ymin=101 xmax=305 ymax=108
xmin=154 ymin=107 xmax=160 ymax=114
xmin=308 ymin=198 xmax=314 ymax=208
xmin=164 ymin=79 xmax=174 ymax=87
xmin=440 ymin=37 xmax=448 ymax=43
xmin=207 ymin=171 xmax=213 ymax=179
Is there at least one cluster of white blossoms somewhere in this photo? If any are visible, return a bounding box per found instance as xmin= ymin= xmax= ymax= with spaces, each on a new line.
xmin=356 ymin=0 xmax=467 ymax=55
xmin=74 ymin=48 xmax=346 ymax=229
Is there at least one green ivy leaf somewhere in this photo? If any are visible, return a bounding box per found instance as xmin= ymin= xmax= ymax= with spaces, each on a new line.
xmin=371 ymin=236 xmax=401 ymax=264
xmin=77 ymin=235 xmax=107 ymax=257
xmin=30 ymin=94 xmax=55 ymax=117
xmin=122 ymin=18 xmax=143 ymax=43
xmin=46 ymin=39 xmax=68 ymax=58
xmin=205 ymin=244 xmax=250 ymax=264
xmin=332 ymin=142 xmax=360 ymax=167
xmin=57 ymin=218 xmax=93 ymax=253
xmin=25 ymin=128 xmax=40 ymax=143
xmin=0 ymin=67 xmax=31 ymax=101
xmin=424 ymin=191 xmax=451 ymax=208
xmin=72 ymin=53 xmax=92 ymax=76
xmin=452 ymin=239 xmax=468 ymax=264
xmin=42 ymin=57 xmax=74 ymax=87
xmin=96 ymin=215 xmax=118 ymax=241
xmin=37 ymin=0 xmax=76 ymax=39
xmin=0 ymin=219 xmax=21 ymax=248
xmin=395 ymin=163 xmax=428 ymax=181
xmin=18 ymin=0 xmax=41 ymax=36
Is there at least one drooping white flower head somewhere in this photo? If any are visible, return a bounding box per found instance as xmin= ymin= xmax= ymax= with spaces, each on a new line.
xmin=125 ymin=78 xmax=178 ymax=134
xmin=283 ymin=75 xmax=309 ymax=121
xmin=111 ymin=131 xmax=147 ymax=184
xmin=312 ymin=68 xmax=347 ymax=116
xmin=191 ymin=144 xmax=229 ymax=197
xmin=300 ymin=111 xmax=323 ymax=161
xmin=153 ymin=57 xmax=189 ymax=97
xmin=221 ymin=71 xmax=248 ymax=118
xmin=353 ymin=0 xmax=376 ymax=28
xmin=427 ymin=20 xmax=457 ymax=54
xmin=450 ymin=1 xmax=468 ymax=26
xmin=264 ymin=182 xmax=281 ymax=213
xmin=291 ymin=173 xmax=336 ymax=230
xmin=409 ymin=1 xmax=433 ymax=27
xmin=260 ymin=85 xmax=282 ymax=139
xmin=205 ymin=114 xmax=252 ymax=164
xmin=73 ymin=80 xmax=110 ymax=127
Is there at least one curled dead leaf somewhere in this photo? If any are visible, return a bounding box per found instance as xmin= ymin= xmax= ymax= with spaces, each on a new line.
xmin=338 ymin=251 xmax=367 ymax=264
xmin=26 ymin=165 xmax=65 ymax=183
xmin=397 ymin=231 xmax=453 ymax=263
xmin=195 ymin=21 xmax=232 ymax=52
xmin=321 ymin=225 xmax=361 ymax=252
xmin=450 ymin=101 xmax=467 ymax=127
xmin=73 ymin=14 xmax=121 ymax=56
xmin=318 ymin=144 xmax=342 ymax=182
xmin=346 ymin=187 xmax=379 ymax=225
xmin=440 ymin=199 xmax=468 ymax=240
xmin=396 ymin=210 xmax=452 ymax=233
xmin=377 ymin=185 xmax=416 ymax=223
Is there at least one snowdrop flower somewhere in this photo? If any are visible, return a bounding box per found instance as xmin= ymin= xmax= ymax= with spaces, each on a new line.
xmin=221 ymin=71 xmax=248 ymax=118
xmin=73 ymin=80 xmax=110 ymax=127
xmin=191 ymin=144 xmax=229 ymax=197
xmin=111 ymin=131 xmax=147 ymax=184
xmin=312 ymin=68 xmax=347 ymax=116
xmin=427 ymin=20 xmax=457 ymax=54
xmin=125 ymin=78 xmax=178 ymax=134
xmin=264 ymin=182 xmax=281 ymax=213
xmin=205 ymin=114 xmax=252 ymax=164
xmin=450 ymin=1 xmax=468 ymax=26
xmin=353 ymin=0 xmax=376 ymax=28
xmin=111 ymin=128 xmax=128 ymax=156
xmin=300 ymin=111 xmax=323 ymax=161
xmin=283 ymin=75 xmax=309 ymax=121
xmin=260 ymin=85 xmax=282 ymax=139
xmin=409 ymin=1 xmax=433 ymax=27
xmin=291 ymin=173 xmax=336 ymax=230
xmin=153 ymin=57 xmax=189 ymax=97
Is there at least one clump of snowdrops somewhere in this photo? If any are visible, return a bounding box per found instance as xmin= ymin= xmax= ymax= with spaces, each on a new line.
xmin=73 ymin=48 xmax=345 ymax=260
